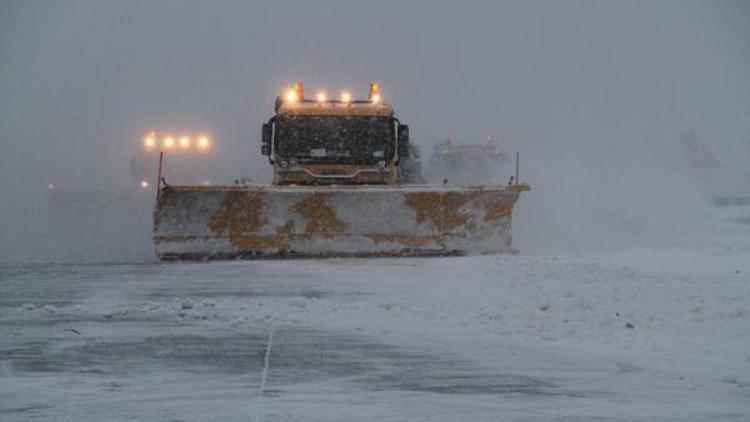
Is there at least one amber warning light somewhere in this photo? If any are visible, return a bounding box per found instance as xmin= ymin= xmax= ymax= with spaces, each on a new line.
xmin=280 ymin=81 xmax=384 ymax=105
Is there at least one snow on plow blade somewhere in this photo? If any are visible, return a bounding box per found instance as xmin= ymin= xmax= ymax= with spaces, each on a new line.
xmin=153 ymin=184 xmax=529 ymax=260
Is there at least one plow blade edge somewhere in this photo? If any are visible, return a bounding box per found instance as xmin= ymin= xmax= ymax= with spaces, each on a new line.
xmin=153 ymin=185 xmax=528 ymax=260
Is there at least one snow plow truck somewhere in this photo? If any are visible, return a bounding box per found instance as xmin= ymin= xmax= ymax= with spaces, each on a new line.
xmin=153 ymin=82 xmax=529 ymax=260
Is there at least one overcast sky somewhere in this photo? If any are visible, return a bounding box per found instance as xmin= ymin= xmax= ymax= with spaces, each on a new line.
xmin=2 ymin=0 xmax=748 ymax=182
xmin=1 ymin=0 xmax=749 ymax=259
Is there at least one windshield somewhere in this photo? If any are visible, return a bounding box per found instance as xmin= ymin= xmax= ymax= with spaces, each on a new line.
xmin=274 ymin=115 xmax=395 ymax=164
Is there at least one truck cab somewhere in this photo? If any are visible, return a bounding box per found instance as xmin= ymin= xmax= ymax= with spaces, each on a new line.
xmin=261 ymin=83 xmax=411 ymax=186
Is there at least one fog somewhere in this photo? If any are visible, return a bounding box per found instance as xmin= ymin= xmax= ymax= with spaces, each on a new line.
xmin=1 ymin=0 xmax=749 ymax=262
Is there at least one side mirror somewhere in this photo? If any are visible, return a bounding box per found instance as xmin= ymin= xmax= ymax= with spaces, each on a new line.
xmin=261 ymin=123 xmax=272 ymax=156
xmin=397 ymin=124 xmax=409 ymax=156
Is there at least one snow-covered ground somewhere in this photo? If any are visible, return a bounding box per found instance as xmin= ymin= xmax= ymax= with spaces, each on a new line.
xmin=1 ymin=206 xmax=749 ymax=421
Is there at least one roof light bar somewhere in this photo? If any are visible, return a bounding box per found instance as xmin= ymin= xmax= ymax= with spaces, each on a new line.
xmin=280 ymin=82 xmax=383 ymax=104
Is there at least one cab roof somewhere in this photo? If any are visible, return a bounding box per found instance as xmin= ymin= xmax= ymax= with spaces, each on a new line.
xmin=275 ymin=99 xmax=394 ymax=117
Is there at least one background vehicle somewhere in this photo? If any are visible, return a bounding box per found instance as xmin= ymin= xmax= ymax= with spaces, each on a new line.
xmin=428 ymin=136 xmax=511 ymax=185
xmin=680 ymin=130 xmax=750 ymax=206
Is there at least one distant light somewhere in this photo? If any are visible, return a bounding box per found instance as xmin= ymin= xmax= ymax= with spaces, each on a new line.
xmin=140 ymin=180 xmax=149 ymax=189
xmin=202 ymin=181 xmax=211 ymax=186
xmin=163 ymin=136 xmax=175 ymax=148
xmin=285 ymin=89 xmax=298 ymax=103
xmin=316 ymin=91 xmax=327 ymax=102
xmin=340 ymin=91 xmax=351 ymax=103
xmin=48 ymin=183 xmax=54 ymax=190
xmin=144 ymin=136 xmax=156 ymax=149
xmin=198 ymin=136 xmax=211 ymax=150
xmin=179 ymin=136 xmax=190 ymax=148
xmin=371 ymin=94 xmax=381 ymax=104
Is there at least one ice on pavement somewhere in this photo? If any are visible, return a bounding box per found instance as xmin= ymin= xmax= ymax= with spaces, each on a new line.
xmin=1 ymin=205 xmax=749 ymax=421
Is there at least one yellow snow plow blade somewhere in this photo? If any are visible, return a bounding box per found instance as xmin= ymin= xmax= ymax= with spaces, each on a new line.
xmin=153 ymin=184 xmax=529 ymax=260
